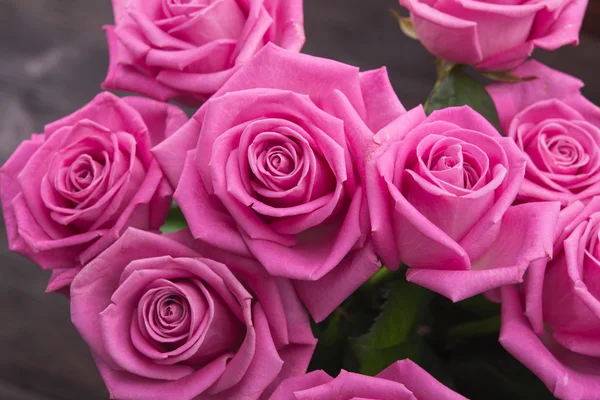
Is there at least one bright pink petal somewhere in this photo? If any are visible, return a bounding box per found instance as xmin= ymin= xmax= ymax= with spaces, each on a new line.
xmin=377 ymin=359 xmax=468 ymax=400
xmin=408 ymin=202 xmax=559 ymax=301
xmin=174 ymin=151 xmax=250 ymax=257
xmin=294 ymin=242 xmax=382 ymax=322
xmin=500 ymin=286 xmax=600 ymax=400
xmin=487 ymin=60 xmax=584 ymax=131
xmin=404 ymin=0 xmax=482 ymax=64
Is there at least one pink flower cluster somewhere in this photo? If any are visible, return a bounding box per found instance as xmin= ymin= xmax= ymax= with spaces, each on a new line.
xmin=1 ymin=0 xmax=597 ymax=399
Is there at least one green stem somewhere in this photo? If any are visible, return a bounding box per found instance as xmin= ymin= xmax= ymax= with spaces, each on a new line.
xmin=362 ymin=266 xmax=396 ymax=291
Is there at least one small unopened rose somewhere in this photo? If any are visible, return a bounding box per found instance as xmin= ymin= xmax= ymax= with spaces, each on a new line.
xmin=500 ymin=198 xmax=600 ymax=400
xmin=104 ymin=0 xmax=305 ymax=104
xmin=0 ymin=93 xmax=186 ymax=292
xmin=399 ymin=0 xmax=587 ymax=71
xmin=71 ymin=228 xmax=316 ymax=400
xmin=153 ymin=44 xmax=407 ymax=321
xmin=366 ymin=105 xmax=560 ymax=300
xmin=488 ymin=60 xmax=600 ymax=206
xmin=270 ymin=359 xmax=467 ymax=400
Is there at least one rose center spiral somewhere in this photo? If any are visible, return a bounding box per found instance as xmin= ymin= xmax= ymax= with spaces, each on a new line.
xmin=429 ymin=144 xmax=481 ymax=190
xmin=543 ymin=134 xmax=589 ymax=171
xmin=65 ymin=154 xmax=105 ymax=193
xmin=265 ymin=146 xmax=295 ymax=175
xmin=139 ymin=287 xmax=192 ymax=343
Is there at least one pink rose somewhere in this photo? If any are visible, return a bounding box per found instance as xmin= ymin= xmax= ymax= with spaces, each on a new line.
xmin=500 ymin=197 xmax=600 ymax=400
xmin=0 ymin=92 xmax=186 ymax=293
xmin=399 ymin=0 xmax=587 ymax=71
xmin=366 ymin=105 xmax=560 ymax=301
xmin=269 ymin=359 xmax=467 ymax=399
xmin=488 ymin=60 xmax=600 ymax=206
xmin=103 ymin=0 xmax=305 ymax=104
xmin=153 ymin=44 xmax=407 ymax=322
xmin=71 ymin=228 xmax=316 ymax=400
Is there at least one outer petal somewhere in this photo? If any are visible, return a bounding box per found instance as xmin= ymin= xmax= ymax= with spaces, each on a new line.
xmin=212 ymin=44 xmax=366 ymax=117
xmin=0 ymin=135 xmax=43 ymax=257
xmin=263 ymin=0 xmax=305 ymax=51
xmin=268 ymin=370 xmax=332 ymax=400
xmin=358 ymin=67 xmax=406 ymax=133
xmin=205 ymin=304 xmax=284 ymax=399
xmin=153 ymin=116 xmax=205 ymax=189
xmin=407 ymin=201 xmax=560 ymax=301
xmin=96 ymin=354 xmax=231 ymax=400
xmin=487 ymin=60 xmax=585 ymax=131
xmin=500 ymin=286 xmax=600 ymax=400
xmin=405 ymin=0 xmax=483 ymax=64
xmin=46 ymin=267 xmax=81 ymax=295
xmin=155 ymin=66 xmax=237 ymax=97
xmin=294 ymin=242 xmax=382 ymax=322
xmin=377 ymin=360 xmax=468 ymax=400
xmin=529 ymin=0 xmax=587 ymax=50
xmin=425 ymin=106 xmax=501 ymax=138
xmin=174 ymin=151 xmax=250 ymax=257
xmin=122 ymin=96 xmax=188 ymax=146
xmin=365 ymin=108 xmax=429 ymax=269
xmin=102 ymin=26 xmax=181 ymax=102
xmin=292 ymin=370 xmax=416 ymax=400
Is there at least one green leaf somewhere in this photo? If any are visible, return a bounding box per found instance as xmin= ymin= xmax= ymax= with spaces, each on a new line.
xmin=160 ymin=203 xmax=188 ymax=233
xmin=390 ymin=9 xmax=418 ymax=40
xmin=352 ymin=279 xmax=433 ymax=375
xmin=425 ymin=68 xmax=502 ymax=133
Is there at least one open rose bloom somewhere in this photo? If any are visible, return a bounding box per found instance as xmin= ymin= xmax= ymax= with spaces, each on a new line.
xmin=0 ymin=93 xmax=186 ymax=293
xmin=270 ymin=360 xmax=467 ymax=400
xmin=366 ymin=106 xmax=560 ymax=300
xmin=154 ymin=44 xmax=407 ymax=321
xmin=488 ymin=60 xmax=600 ymax=206
xmin=500 ymin=197 xmax=600 ymax=400
xmin=70 ymin=228 xmax=316 ymax=400
xmin=399 ymin=0 xmax=588 ymax=71
xmin=104 ymin=0 xmax=305 ymax=103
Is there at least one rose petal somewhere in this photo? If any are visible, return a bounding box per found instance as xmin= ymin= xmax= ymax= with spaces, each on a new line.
xmin=500 ymin=285 xmax=600 ymax=400
xmin=377 ymin=359 xmax=468 ymax=400
xmin=407 ymin=202 xmax=560 ymax=301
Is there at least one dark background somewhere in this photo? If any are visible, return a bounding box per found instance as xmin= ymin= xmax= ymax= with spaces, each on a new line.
xmin=0 ymin=1 xmax=598 ymax=398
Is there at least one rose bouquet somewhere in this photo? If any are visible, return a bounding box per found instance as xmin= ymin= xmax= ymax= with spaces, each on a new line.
xmin=1 ymin=0 xmax=598 ymax=399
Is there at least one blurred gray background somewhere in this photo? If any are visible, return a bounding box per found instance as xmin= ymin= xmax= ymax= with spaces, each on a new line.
xmin=0 ymin=1 xmax=598 ymax=398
